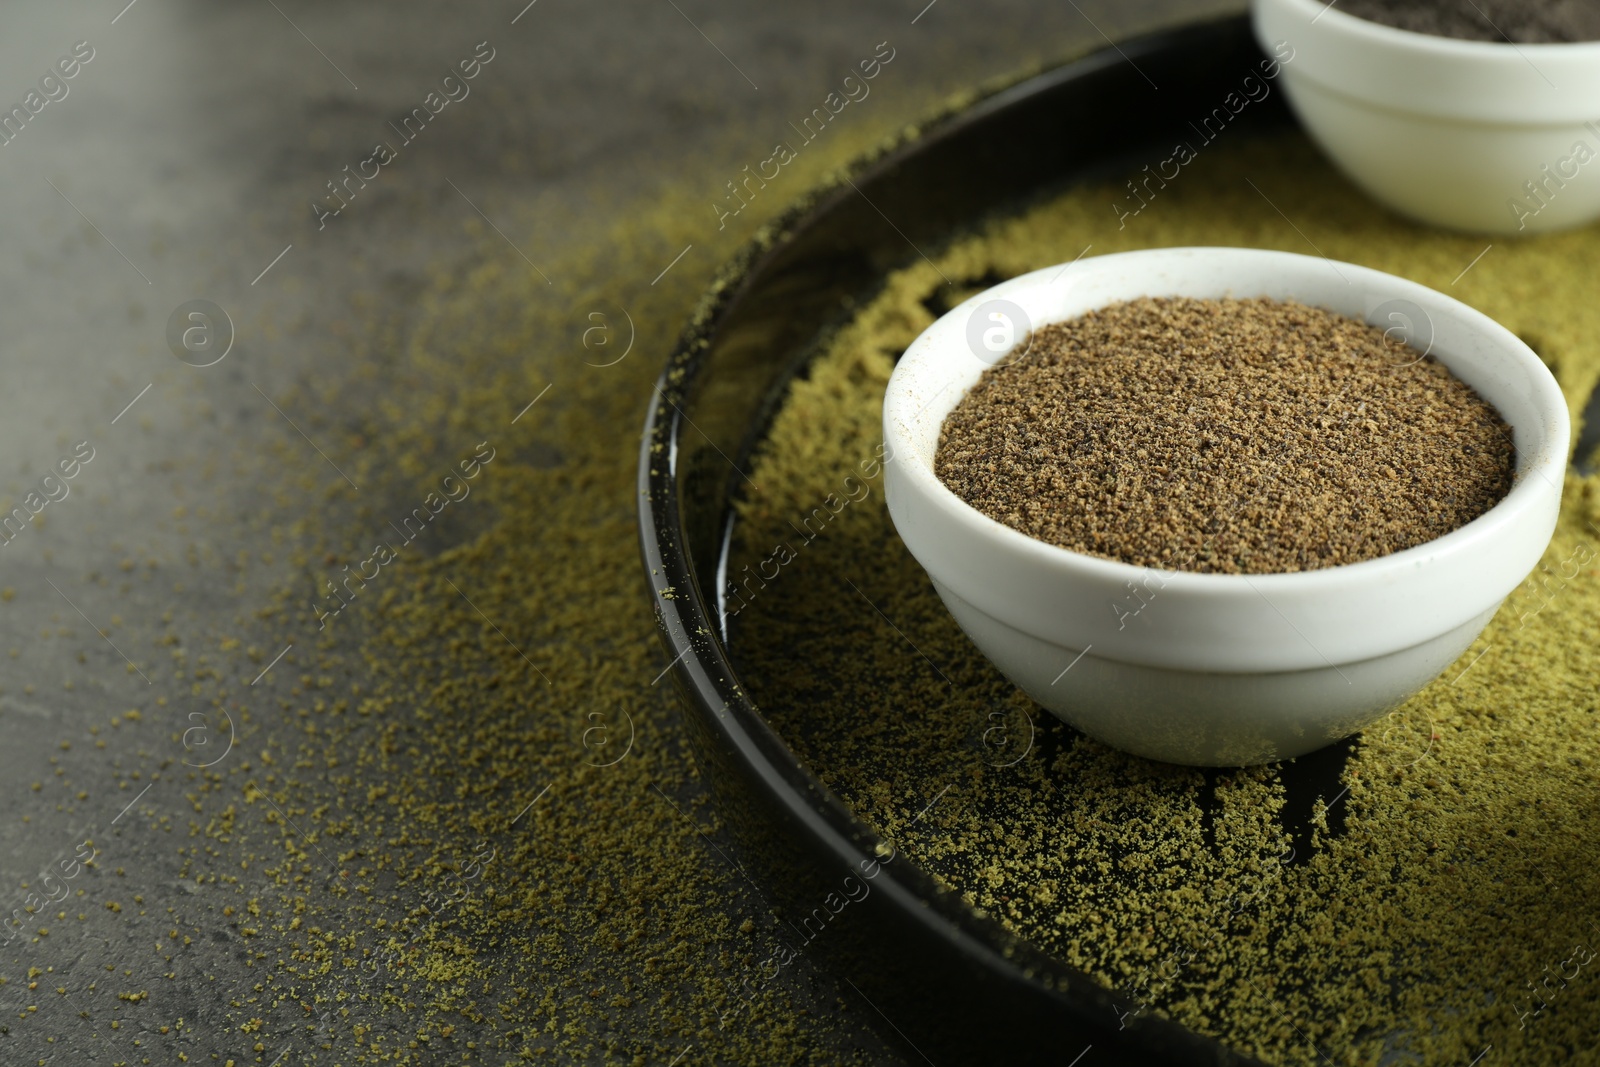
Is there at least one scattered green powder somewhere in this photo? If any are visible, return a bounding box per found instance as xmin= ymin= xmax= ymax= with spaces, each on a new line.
xmin=209 ymin=199 xmax=903 ymax=1063
xmin=730 ymin=134 xmax=1600 ymax=1066
xmin=4 ymin=186 xmax=912 ymax=1061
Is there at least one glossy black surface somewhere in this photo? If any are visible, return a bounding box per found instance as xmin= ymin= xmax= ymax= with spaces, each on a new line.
xmin=639 ymin=16 xmax=1294 ymax=1065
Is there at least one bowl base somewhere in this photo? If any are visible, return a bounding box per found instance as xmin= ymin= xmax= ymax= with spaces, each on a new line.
xmin=932 ymin=578 xmax=1499 ymax=766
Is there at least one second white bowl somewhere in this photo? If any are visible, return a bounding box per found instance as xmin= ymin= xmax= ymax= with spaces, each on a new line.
xmin=1254 ymin=0 xmax=1600 ymax=234
xmin=882 ymin=247 xmax=1568 ymax=765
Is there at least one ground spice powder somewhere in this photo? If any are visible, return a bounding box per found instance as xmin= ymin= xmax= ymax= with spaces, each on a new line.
xmin=935 ymin=296 xmax=1513 ymax=574
xmin=731 ymin=133 xmax=1600 ymax=1066
xmin=1339 ymin=0 xmax=1600 ymax=43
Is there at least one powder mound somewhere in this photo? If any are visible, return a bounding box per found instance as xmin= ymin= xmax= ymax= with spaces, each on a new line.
xmin=934 ymin=296 xmax=1515 ymax=574
xmin=1338 ymin=0 xmax=1600 ymax=43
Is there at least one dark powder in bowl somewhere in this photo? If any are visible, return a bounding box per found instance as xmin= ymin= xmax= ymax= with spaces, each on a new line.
xmin=934 ymin=296 xmax=1515 ymax=575
xmin=1338 ymin=0 xmax=1600 ymax=43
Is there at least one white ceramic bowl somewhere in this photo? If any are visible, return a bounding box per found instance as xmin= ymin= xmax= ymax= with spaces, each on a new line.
xmin=882 ymin=247 xmax=1568 ymax=766
xmin=1253 ymin=0 xmax=1600 ymax=234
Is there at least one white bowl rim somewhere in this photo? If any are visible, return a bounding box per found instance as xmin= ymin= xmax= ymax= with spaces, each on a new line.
xmin=883 ymin=247 xmax=1568 ymax=596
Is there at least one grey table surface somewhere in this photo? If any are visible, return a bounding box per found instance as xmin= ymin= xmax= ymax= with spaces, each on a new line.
xmin=0 ymin=1 xmax=1229 ymax=1063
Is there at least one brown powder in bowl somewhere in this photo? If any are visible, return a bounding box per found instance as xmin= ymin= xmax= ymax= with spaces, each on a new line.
xmin=934 ymin=296 xmax=1515 ymax=574
xmin=1338 ymin=0 xmax=1600 ymax=44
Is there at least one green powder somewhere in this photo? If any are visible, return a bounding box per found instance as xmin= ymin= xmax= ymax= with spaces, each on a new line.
xmin=212 ymin=195 xmax=905 ymax=1063
xmin=730 ymin=134 xmax=1600 ymax=1066
xmin=5 ymin=189 xmax=909 ymax=1062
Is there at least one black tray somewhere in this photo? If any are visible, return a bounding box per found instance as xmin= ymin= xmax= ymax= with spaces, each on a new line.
xmin=640 ymin=16 xmax=1313 ymax=1066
